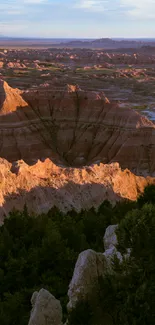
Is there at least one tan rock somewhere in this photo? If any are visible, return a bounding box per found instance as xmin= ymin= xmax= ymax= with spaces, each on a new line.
xmin=103 ymin=225 xmax=131 ymax=267
xmin=104 ymin=225 xmax=118 ymax=251
xmin=103 ymin=225 xmax=122 ymax=267
xmin=28 ymin=289 xmax=63 ymax=325
xmin=0 ymin=157 xmax=154 ymax=223
xmin=67 ymin=249 xmax=106 ymax=311
xmin=0 ymin=80 xmax=154 ymax=220
xmin=0 ymin=80 xmax=155 ymax=176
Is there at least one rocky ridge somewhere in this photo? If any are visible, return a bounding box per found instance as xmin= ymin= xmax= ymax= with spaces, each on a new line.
xmin=0 ymin=157 xmax=154 ymax=224
xmin=0 ymin=80 xmax=155 ymax=219
xmin=0 ymin=80 xmax=155 ymax=175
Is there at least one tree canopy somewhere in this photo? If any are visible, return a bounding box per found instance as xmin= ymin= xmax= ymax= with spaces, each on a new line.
xmin=0 ymin=186 xmax=155 ymax=324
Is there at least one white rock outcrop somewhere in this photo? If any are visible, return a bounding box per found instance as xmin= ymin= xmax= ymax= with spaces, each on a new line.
xmin=103 ymin=245 xmax=123 ymax=266
xmin=103 ymin=224 xmax=122 ymax=266
xmin=67 ymin=249 xmax=106 ymax=311
xmin=103 ymin=224 xmax=131 ymax=267
xmin=28 ymin=227 xmax=131 ymax=325
xmin=28 ymin=288 xmax=63 ymax=325
xmin=103 ymin=224 xmax=118 ymax=250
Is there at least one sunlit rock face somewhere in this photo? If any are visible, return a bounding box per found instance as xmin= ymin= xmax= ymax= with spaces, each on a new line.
xmin=0 ymin=157 xmax=154 ymax=223
xmin=0 ymin=80 xmax=155 ymax=221
xmin=0 ymin=80 xmax=155 ymax=175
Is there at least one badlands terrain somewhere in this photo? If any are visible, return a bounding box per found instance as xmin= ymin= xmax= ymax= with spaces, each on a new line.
xmin=0 ymin=44 xmax=155 ymax=219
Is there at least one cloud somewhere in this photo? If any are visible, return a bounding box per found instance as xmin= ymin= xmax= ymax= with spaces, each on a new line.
xmin=73 ymin=0 xmax=124 ymax=14
xmin=0 ymin=0 xmax=49 ymax=19
xmin=22 ymin=0 xmax=47 ymax=3
xmin=0 ymin=0 xmax=154 ymax=37
xmin=74 ymin=0 xmax=155 ymax=18
xmin=120 ymin=0 xmax=155 ymax=19
xmin=0 ymin=21 xmax=28 ymax=34
xmin=74 ymin=0 xmax=108 ymax=11
xmin=0 ymin=0 xmax=48 ymax=11
xmin=0 ymin=3 xmax=23 ymax=16
xmin=1 ymin=0 xmax=155 ymax=19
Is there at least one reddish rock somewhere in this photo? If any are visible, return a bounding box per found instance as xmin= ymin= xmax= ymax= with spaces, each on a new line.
xmin=0 ymin=80 xmax=155 ymax=218
xmin=0 ymin=80 xmax=155 ymax=176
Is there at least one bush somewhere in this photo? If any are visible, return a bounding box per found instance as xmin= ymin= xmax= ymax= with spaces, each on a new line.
xmin=137 ymin=184 xmax=155 ymax=207
xmin=68 ymin=300 xmax=93 ymax=325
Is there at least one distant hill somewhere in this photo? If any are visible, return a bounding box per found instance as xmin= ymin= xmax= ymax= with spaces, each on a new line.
xmin=54 ymin=38 xmax=155 ymax=49
xmin=0 ymin=37 xmax=155 ymax=49
xmin=0 ymin=35 xmax=11 ymax=39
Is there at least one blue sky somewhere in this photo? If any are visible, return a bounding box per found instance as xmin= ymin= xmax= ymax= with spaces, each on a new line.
xmin=0 ymin=0 xmax=155 ymax=38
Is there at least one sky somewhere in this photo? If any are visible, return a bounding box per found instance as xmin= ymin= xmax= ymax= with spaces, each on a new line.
xmin=0 ymin=0 xmax=155 ymax=38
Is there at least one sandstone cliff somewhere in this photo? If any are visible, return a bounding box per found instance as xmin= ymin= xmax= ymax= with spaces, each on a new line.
xmin=0 ymin=157 xmax=154 ymax=223
xmin=0 ymin=80 xmax=155 ymax=175
xmin=0 ymin=80 xmax=155 ymax=220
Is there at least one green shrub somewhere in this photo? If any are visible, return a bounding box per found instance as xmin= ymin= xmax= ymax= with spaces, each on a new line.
xmin=137 ymin=184 xmax=155 ymax=207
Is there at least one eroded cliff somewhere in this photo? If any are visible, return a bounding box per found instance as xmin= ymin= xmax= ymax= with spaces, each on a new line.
xmin=0 ymin=157 xmax=154 ymax=223
xmin=0 ymin=80 xmax=155 ymax=175
xmin=0 ymin=80 xmax=155 ymax=219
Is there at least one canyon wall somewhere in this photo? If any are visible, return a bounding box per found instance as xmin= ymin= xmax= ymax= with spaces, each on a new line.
xmin=0 ymin=157 xmax=153 ymax=224
xmin=0 ymin=80 xmax=155 ymax=176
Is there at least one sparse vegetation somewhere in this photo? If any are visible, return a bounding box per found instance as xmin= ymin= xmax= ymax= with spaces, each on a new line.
xmin=134 ymin=104 xmax=148 ymax=110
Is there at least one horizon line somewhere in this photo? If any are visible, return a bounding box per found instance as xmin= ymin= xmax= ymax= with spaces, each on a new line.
xmin=0 ymin=36 xmax=155 ymax=40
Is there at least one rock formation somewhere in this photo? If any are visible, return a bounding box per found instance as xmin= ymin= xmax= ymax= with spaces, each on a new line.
xmin=104 ymin=224 xmax=118 ymax=251
xmin=103 ymin=225 xmax=122 ymax=267
xmin=25 ymin=226 xmax=131 ymax=325
xmin=0 ymin=157 xmax=154 ymax=223
xmin=67 ymin=226 xmax=129 ymax=324
xmin=0 ymin=80 xmax=155 ymax=218
xmin=0 ymin=80 xmax=155 ymax=175
xmin=103 ymin=224 xmax=131 ymax=268
xmin=0 ymin=79 xmax=26 ymax=114
xmin=67 ymin=225 xmax=130 ymax=313
xmin=28 ymin=289 xmax=63 ymax=325
xmin=67 ymin=249 xmax=106 ymax=311
xmin=67 ymin=225 xmax=125 ymax=314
